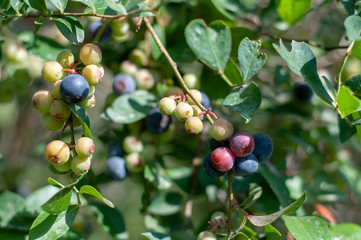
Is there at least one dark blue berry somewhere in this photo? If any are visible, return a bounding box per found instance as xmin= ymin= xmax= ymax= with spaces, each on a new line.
xmin=88 ymin=21 xmax=111 ymax=42
xmin=252 ymin=133 xmax=273 ymax=163
xmin=232 ymin=153 xmax=258 ymax=177
xmin=202 ymin=153 xmax=225 ymax=178
xmin=201 ymin=92 xmax=212 ymax=110
xmin=107 ymin=140 xmax=124 ymax=157
xmin=112 ymin=74 xmax=136 ymax=95
xmin=294 ymin=83 xmax=313 ymax=102
xmin=146 ymin=108 xmax=172 ymax=134
xmin=208 ymin=137 xmax=230 ymax=151
xmin=106 ymin=156 xmax=127 ymax=180
xmin=60 ymin=74 xmax=89 ymax=103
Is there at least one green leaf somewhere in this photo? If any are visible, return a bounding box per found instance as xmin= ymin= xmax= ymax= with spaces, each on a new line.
xmin=48 ymin=177 xmax=64 ymax=188
xmin=185 ymin=19 xmax=231 ymax=72
xmin=120 ymin=0 xmax=143 ymax=10
xmin=0 ymin=191 xmax=25 ymax=228
xmin=238 ymin=38 xmax=267 ymax=81
xmin=273 ymin=40 xmax=336 ymax=106
xmin=29 ymin=205 xmax=79 ymax=240
xmin=276 ymin=0 xmax=311 ymax=25
xmin=338 ymin=116 xmax=356 ymax=143
xmin=345 ymin=15 xmax=361 ymax=42
xmin=150 ymin=24 xmax=166 ymax=60
xmin=144 ymin=161 xmax=172 ymax=190
xmin=330 ymin=223 xmax=361 ymax=239
xmin=106 ymin=0 xmax=126 ymax=14
xmin=246 ymin=192 xmax=306 ymax=227
xmin=209 ymin=0 xmax=243 ymax=22
xmin=24 ymin=186 xmax=60 ymax=216
xmin=239 ymin=184 xmax=262 ymax=209
xmin=224 ymin=58 xmax=243 ymax=85
xmin=337 ymin=86 xmax=361 ymax=118
xmin=141 ymin=232 xmax=173 ymax=240
xmin=79 ymin=185 xmax=114 ymax=208
xmin=223 ymin=82 xmax=262 ymax=123
xmin=67 ymin=103 xmax=92 ymax=139
xmin=34 ymin=17 xmax=44 ymax=34
xmin=54 ymin=17 xmax=84 ymax=44
xmin=10 ymin=0 xmax=24 ymax=14
xmin=72 ymin=0 xmax=95 ymax=11
xmin=89 ymin=203 xmax=128 ymax=239
xmin=265 ymin=224 xmax=282 ymax=240
xmin=41 ymin=187 xmax=73 ymax=215
xmin=46 ymin=0 xmax=68 ymax=13
xmin=348 ymin=40 xmax=361 ymax=60
xmin=341 ymin=0 xmax=357 ymax=15
xmin=200 ymin=66 xmax=232 ymax=100
xmin=128 ymin=2 xmax=154 ymax=17
xmin=344 ymin=75 xmax=361 ymax=97
xmin=25 ymin=0 xmax=47 ymax=12
xmin=103 ymin=91 xmax=157 ymax=124
xmin=148 ymin=192 xmax=182 ymax=216
xmin=339 ymin=162 xmax=361 ymax=202
xmin=283 ymin=216 xmax=331 ymax=240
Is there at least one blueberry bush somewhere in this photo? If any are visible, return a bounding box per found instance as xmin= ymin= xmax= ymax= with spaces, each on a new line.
xmin=1 ymin=0 xmax=361 ymax=239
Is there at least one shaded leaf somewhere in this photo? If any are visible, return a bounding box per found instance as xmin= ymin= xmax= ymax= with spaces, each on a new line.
xmin=54 ymin=17 xmax=84 ymax=44
xmin=239 ymin=184 xmax=262 ymax=209
xmin=238 ymin=38 xmax=266 ymax=81
xmin=144 ymin=161 xmax=172 ymax=190
xmin=150 ymin=24 xmax=166 ymax=60
xmin=345 ymin=15 xmax=361 ymax=42
xmin=337 ymin=86 xmax=361 ymax=118
xmin=10 ymin=0 xmax=24 ymax=14
xmin=265 ymin=224 xmax=282 ymax=240
xmin=41 ymin=187 xmax=73 ymax=215
xmin=24 ymin=186 xmax=60 ymax=216
xmin=79 ymin=185 xmax=114 ymax=208
xmin=148 ymin=192 xmax=182 ymax=216
xmin=246 ymin=192 xmax=306 ymax=227
xmin=24 ymin=0 xmax=47 ymax=12
xmin=276 ymin=0 xmax=311 ymax=25
xmin=338 ymin=116 xmax=356 ymax=143
xmin=0 ymin=191 xmax=25 ymax=228
xmin=34 ymin=17 xmax=44 ymax=34
xmin=283 ymin=216 xmax=331 ymax=240
xmin=141 ymin=232 xmax=173 ymax=240
xmin=330 ymin=223 xmax=361 ymax=239
xmin=128 ymin=2 xmax=154 ymax=17
xmin=344 ymin=75 xmax=361 ymax=97
xmin=68 ymin=103 xmax=92 ymax=139
xmin=200 ymin=66 xmax=232 ymax=100
xmin=46 ymin=0 xmax=68 ymax=13
xmin=47 ymin=178 xmax=64 ymax=188
xmin=339 ymin=162 xmax=361 ymax=202
xmin=341 ymin=0 xmax=357 ymax=15
xmin=224 ymin=58 xmax=243 ymax=85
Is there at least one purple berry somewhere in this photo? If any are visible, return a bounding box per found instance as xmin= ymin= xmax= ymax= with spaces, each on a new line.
xmin=232 ymin=153 xmax=258 ymax=177
xmin=230 ymin=132 xmax=255 ymax=157
xmin=252 ymin=133 xmax=273 ymax=163
xmin=202 ymin=153 xmax=225 ymax=177
xmin=60 ymin=74 xmax=90 ymax=103
xmin=112 ymin=73 xmax=136 ymax=95
xmin=211 ymin=147 xmax=235 ymax=172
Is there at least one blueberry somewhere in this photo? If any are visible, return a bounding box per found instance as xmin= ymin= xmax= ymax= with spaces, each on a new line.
xmin=112 ymin=73 xmax=136 ymax=95
xmin=60 ymin=74 xmax=89 ymax=103
xmin=232 ymin=153 xmax=258 ymax=177
xmin=107 ymin=140 xmax=124 ymax=157
xmin=202 ymin=153 xmax=225 ymax=177
xmin=106 ymin=156 xmax=127 ymax=180
xmin=294 ymin=83 xmax=313 ymax=102
xmin=201 ymin=92 xmax=212 ymax=110
xmin=146 ymin=108 xmax=172 ymax=134
xmin=252 ymin=133 xmax=273 ymax=163
xmin=88 ymin=21 xmax=111 ymax=42
xmin=208 ymin=137 xmax=230 ymax=151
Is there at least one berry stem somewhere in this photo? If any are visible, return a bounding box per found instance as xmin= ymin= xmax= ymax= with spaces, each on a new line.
xmin=143 ymin=17 xmax=214 ymax=125
xmin=227 ymin=171 xmax=234 ymax=234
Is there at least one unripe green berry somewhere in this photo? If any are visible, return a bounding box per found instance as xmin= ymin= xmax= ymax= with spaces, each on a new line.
xmin=52 ymin=80 xmax=62 ymax=100
xmin=174 ymin=102 xmax=193 ymax=122
xmin=191 ymin=105 xmax=203 ymax=120
xmin=187 ymin=89 xmax=202 ymax=105
xmin=197 ymin=231 xmax=216 ymax=240
xmin=71 ymin=156 xmax=91 ymax=175
xmin=125 ymin=152 xmax=144 ymax=173
xmin=159 ymin=97 xmax=176 ymax=115
xmin=183 ymin=73 xmax=200 ymax=89
xmin=123 ymin=136 xmax=143 ymax=154
xmin=56 ymin=51 xmax=74 ymax=68
xmin=49 ymin=100 xmax=71 ymax=121
xmin=129 ymin=49 xmax=147 ymax=66
xmin=32 ymin=90 xmax=55 ymax=114
xmin=5 ymin=43 xmax=28 ymax=63
xmin=79 ymin=43 xmax=102 ymax=65
xmin=53 ymin=160 xmax=71 ymax=173
xmin=119 ymin=60 xmax=138 ymax=76
xmin=185 ymin=117 xmax=203 ymax=135
xmin=45 ymin=140 xmax=70 ymax=165
xmin=211 ymin=118 xmax=233 ymax=141
xmin=41 ymin=113 xmax=64 ymax=131
xmin=134 ymin=69 xmax=154 ymax=90
xmin=75 ymin=137 xmax=95 ymax=157
xmin=111 ymin=19 xmax=129 ymax=37
xmin=82 ymin=64 xmax=102 ymax=86
xmin=80 ymin=95 xmax=96 ymax=109
xmin=42 ymin=61 xmax=63 ymax=83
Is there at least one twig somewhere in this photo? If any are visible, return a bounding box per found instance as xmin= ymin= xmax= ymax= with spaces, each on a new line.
xmin=227 ymin=171 xmax=234 ymax=233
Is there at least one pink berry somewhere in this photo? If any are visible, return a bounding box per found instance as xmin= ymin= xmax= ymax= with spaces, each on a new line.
xmin=211 ymin=147 xmax=235 ymax=172
xmin=230 ymin=132 xmax=255 ymax=157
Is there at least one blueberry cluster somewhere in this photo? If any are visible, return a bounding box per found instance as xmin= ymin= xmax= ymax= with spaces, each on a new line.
xmin=203 ymin=118 xmax=273 ymax=178
xmin=32 ymin=43 xmax=103 ymax=175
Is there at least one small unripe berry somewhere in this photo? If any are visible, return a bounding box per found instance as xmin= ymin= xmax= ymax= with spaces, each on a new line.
xmin=49 ymin=100 xmax=71 ymax=121
xmin=230 ymin=132 xmax=255 ymax=157
xmin=41 ymin=113 xmax=64 ymax=131
xmin=125 ymin=152 xmax=144 ymax=173
xmin=123 ymin=136 xmax=143 ymax=154
xmin=80 ymin=95 xmax=96 ymax=109
xmin=187 ymin=89 xmax=202 ymax=105
xmin=45 ymin=140 xmax=70 ymax=165
xmin=71 ymin=156 xmax=91 ymax=175
xmin=183 ymin=73 xmax=200 ymax=89
xmin=129 ymin=49 xmax=147 ymax=66
xmin=53 ymin=160 xmax=71 ymax=173
xmin=32 ymin=90 xmax=55 ymax=114
xmin=79 ymin=43 xmax=102 ymax=65
xmin=82 ymin=64 xmax=102 ymax=86
xmin=159 ymin=97 xmax=176 ymax=115
xmin=75 ymin=137 xmax=95 ymax=157
xmin=42 ymin=61 xmax=63 ymax=83
xmin=87 ymin=86 xmax=95 ymax=99
xmin=174 ymin=102 xmax=193 ymax=122
xmin=185 ymin=117 xmax=203 ymax=135
xmin=211 ymin=118 xmax=233 ymax=141
xmin=52 ymin=80 xmax=62 ymax=99
xmin=119 ymin=60 xmax=138 ymax=76
xmin=5 ymin=43 xmax=27 ymax=63
xmin=191 ymin=105 xmax=203 ymax=119
xmin=56 ymin=51 xmax=74 ymax=68
xmin=134 ymin=69 xmax=155 ymax=90
xmin=111 ymin=19 xmax=129 ymax=37
xmin=197 ymin=231 xmax=216 ymax=240
xmin=211 ymin=147 xmax=235 ymax=172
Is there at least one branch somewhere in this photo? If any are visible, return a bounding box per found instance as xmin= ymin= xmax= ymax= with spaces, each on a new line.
xmin=227 ymin=171 xmax=234 ymax=233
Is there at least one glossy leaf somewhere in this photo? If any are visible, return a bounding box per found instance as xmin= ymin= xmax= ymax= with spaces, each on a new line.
xmin=29 ymin=205 xmax=79 ymax=240
xmin=47 ymin=0 xmax=68 ymax=13
xmin=103 ymin=91 xmax=157 ymax=124
xmin=341 ymin=0 xmax=357 ymax=15
xmin=283 ymin=216 xmax=331 ymax=240
xmin=144 ymin=161 xmax=172 ymax=190
xmin=265 ymin=224 xmax=282 ymax=240
xmin=224 ymin=58 xmax=243 ymax=85
xmin=79 ymin=185 xmax=114 ymax=208
xmin=41 ymin=187 xmax=73 ymax=214
xmin=223 ymin=82 xmax=262 ymax=122
xmin=345 ymin=15 xmax=361 ymax=42
xmin=141 ymin=232 xmax=173 ymax=240
xmin=348 ymin=40 xmax=361 ymax=60
xmin=337 ymin=86 xmax=361 ymax=118
xmin=0 ymin=191 xmax=25 ymax=228
xmin=68 ymin=103 xmax=92 ymax=139
xmin=246 ymin=191 xmax=306 ymax=226
xmin=10 ymin=0 xmax=24 ymax=14
xmin=330 ymin=223 xmax=361 ymax=239
xmin=185 ymin=19 xmax=231 ymax=72
xmin=47 ymin=177 xmax=64 ymax=188
xmin=239 ymin=184 xmax=262 ymax=209
xmin=148 ymin=192 xmax=182 ymax=216
xmin=210 ymin=0 xmax=243 ymax=22
xmin=276 ymin=0 xmax=311 ymax=25
xmin=24 ymin=0 xmax=47 ymax=12
xmin=106 ymin=0 xmax=126 ymax=14
xmin=273 ymin=40 xmax=335 ymax=106
xmin=54 ymin=17 xmax=84 ymax=44
xmin=128 ymin=2 xmax=154 ymax=17
xmin=344 ymin=75 xmax=361 ymax=97
xmin=238 ymin=38 xmax=266 ymax=81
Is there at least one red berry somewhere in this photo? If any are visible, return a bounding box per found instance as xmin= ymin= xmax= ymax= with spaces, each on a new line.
xmin=211 ymin=147 xmax=235 ymax=172
xmin=230 ymin=132 xmax=255 ymax=157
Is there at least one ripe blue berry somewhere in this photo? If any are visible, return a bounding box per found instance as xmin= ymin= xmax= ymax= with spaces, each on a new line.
xmin=60 ymin=74 xmax=89 ymax=103
xmin=88 ymin=21 xmax=111 ymax=42
xmin=107 ymin=140 xmax=124 ymax=157
xmin=294 ymin=83 xmax=313 ymax=102
xmin=146 ymin=108 xmax=172 ymax=134
xmin=112 ymin=73 xmax=136 ymax=95
xmin=252 ymin=133 xmax=273 ymax=163
xmin=208 ymin=137 xmax=230 ymax=151
xmin=202 ymin=153 xmax=225 ymax=178
xmin=201 ymin=92 xmax=212 ymax=110
xmin=107 ymin=156 xmax=127 ymax=180
xmin=232 ymin=153 xmax=258 ymax=177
